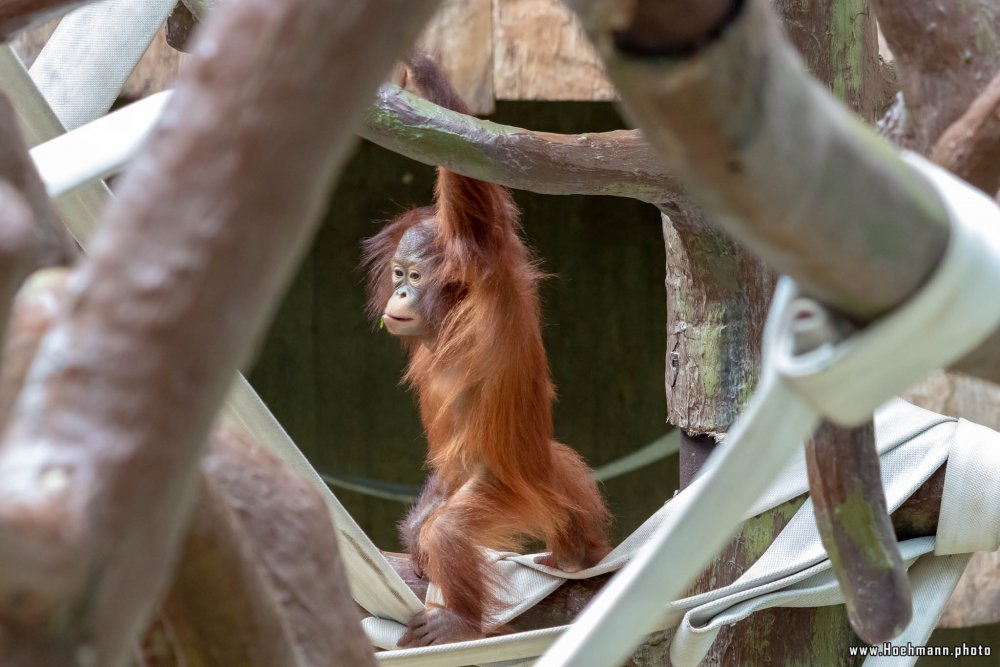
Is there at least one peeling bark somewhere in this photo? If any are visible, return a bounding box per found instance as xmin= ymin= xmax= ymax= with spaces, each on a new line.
xmin=661 ymin=204 xmax=772 ymax=437
xmin=0 ymin=0 xmax=440 ymax=664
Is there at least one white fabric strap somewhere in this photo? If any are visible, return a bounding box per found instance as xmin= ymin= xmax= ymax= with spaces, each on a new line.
xmin=31 ymin=91 xmax=170 ymax=198
xmin=775 ymin=153 xmax=1000 ymax=425
xmin=936 ymin=419 xmax=1000 ymax=555
xmin=29 ymin=0 xmax=176 ymax=130
xmin=863 ymin=553 xmax=972 ymax=667
xmin=367 ymin=400 xmax=974 ymax=662
xmin=536 ymin=150 xmax=1000 ymax=667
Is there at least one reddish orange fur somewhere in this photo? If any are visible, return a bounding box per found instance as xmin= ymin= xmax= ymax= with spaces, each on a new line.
xmin=364 ymin=56 xmax=610 ymax=643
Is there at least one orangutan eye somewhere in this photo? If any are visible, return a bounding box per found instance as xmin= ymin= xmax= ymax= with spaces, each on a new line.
xmin=393 ymin=267 xmax=404 ymax=279
xmin=409 ymin=271 xmax=421 ymax=283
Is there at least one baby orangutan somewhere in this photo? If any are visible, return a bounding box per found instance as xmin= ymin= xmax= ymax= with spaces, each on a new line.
xmin=363 ymin=56 xmax=611 ymax=647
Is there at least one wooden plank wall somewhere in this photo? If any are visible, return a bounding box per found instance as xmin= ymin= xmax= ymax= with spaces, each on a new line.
xmin=422 ymin=0 xmax=615 ymax=114
xmin=12 ymin=1 xmax=615 ymax=115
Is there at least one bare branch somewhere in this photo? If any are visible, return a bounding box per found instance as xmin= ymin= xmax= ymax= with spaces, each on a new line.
xmin=0 ymin=0 xmax=440 ymax=663
xmin=931 ymin=70 xmax=1000 ymax=197
xmin=806 ymin=420 xmax=911 ymax=644
xmin=871 ymin=0 xmax=1000 ymax=151
xmin=361 ymin=85 xmax=685 ymax=204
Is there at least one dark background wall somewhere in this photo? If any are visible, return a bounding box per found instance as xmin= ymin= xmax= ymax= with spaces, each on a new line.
xmin=248 ymin=102 xmax=677 ymax=551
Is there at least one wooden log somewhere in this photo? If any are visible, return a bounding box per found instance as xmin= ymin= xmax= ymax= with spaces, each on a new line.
xmin=0 ymin=183 xmax=36 ymax=344
xmin=0 ymin=269 xmax=68 ymax=428
xmin=773 ymin=0 xmax=880 ymax=122
xmin=660 ymin=202 xmax=773 ymax=438
xmin=120 ymin=27 xmax=184 ymax=101
xmin=149 ymin=428 xmax=377 ymax=667
xmin=1 ymin=269 xmax=374 ymax=666
xmin=0 ymin=0 xmax=441 ymax=663
xmin=415 ymin=0 xmax=494 ymax=114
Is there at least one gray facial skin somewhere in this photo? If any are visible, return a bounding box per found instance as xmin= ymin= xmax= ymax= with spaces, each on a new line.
xmin=383 ymin=222 xmax=435 ymax=336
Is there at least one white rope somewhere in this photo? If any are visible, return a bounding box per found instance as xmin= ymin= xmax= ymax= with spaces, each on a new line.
xmin=29 ymin=0 xmax=176 ymax=130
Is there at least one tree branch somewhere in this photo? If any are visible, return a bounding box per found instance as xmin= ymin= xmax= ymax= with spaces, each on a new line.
xmin=806 ymin=419 xmax=910 ymax=644
xmin=145 ymin=428 xmax=377 ymax=667
xmin=0 ymin=0 xmax=440 ymax=663
xmin=360 ymin=84 xmax=685 ymax=204
xmin=871 ymin=0 xmax=1000 ymax=152
xmin=0 ymin=93 xmax=77 ymax=270
xmin=0 ymin=0 xmax=95 ymax=40
xmin=931 ymin=70 xmax=1000 ymax=197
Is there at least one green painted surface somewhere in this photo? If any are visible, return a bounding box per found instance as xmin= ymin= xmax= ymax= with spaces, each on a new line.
xmin=248 ymin=102 xmax=674 ymax=550
xmin=829 ymin=0 xmax=865 ymax=104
